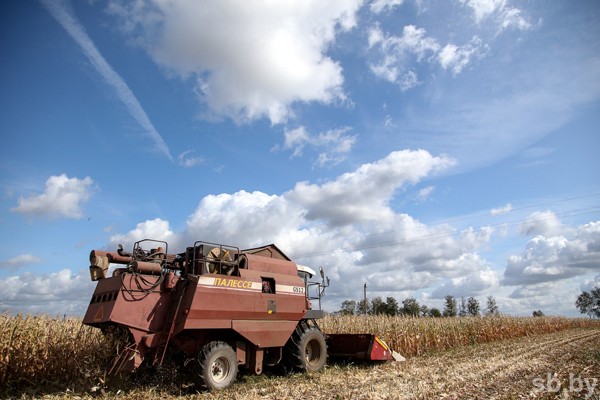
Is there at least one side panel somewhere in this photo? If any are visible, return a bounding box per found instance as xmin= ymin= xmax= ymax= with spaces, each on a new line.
xmin=83 ymin=276 xmax=121 ymax=325
xmin=83 ymin=274 xmax=171 ymax=334
xmin=182 ymin=269 xmax=306 ymax=348
xmin=232 ymin=320 xmax=298 ymax=348
xmin=242 ymin=253 xmax=297 ymax=275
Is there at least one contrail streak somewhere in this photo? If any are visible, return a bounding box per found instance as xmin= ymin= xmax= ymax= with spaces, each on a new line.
xmin=40 ymin=0 xmax=173 ymax=161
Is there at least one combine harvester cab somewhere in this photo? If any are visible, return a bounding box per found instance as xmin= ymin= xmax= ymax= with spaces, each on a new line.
xmin=83 ymin=239 xmax=403 ymax=390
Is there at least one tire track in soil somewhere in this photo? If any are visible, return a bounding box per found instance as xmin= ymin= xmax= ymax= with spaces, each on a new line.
xmin=446 ymin=329 xmax=598 ymax=398
xmin=388 ymin=328 xmax=600 ymax=399
xmin=444 ymin=328 xmax=597 ymax=380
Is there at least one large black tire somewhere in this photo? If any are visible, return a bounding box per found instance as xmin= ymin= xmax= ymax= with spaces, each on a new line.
xmin=196 ymin=341 xmax=238 ymax=391
xmin=283 ymin=321 xmax=327 ymax=373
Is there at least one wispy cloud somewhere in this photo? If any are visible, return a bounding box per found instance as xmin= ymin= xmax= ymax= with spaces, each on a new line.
xmin=370 ymin=0 xmax=405 ymax=15
xmin=367 ymin=24 xmax=487 ymax=87
xmin=459 ymin=0 xmax=534 ymax=31
xmin=491 ymin=203 xmax=512 ymax=216
xmin=40 ymin=0 xmax=173 ymax=161
xmin=178 ymin=150 xmax=205 ymax=168
xmin=416 ymin=186 xmax=435 ymax=202
xmin=273 ymin=126 xmax=357 ymax=167
xmin=0 ymin=254 xmax=42 ymax=270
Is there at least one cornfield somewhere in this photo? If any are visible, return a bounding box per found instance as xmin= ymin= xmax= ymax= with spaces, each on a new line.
xmin=0 ymin=313 xmax=116 ymax=393
xmin=321 ymin=314 xmax=600 ymax=357
xmin=1 ymin=312 xmax=599 ymax=395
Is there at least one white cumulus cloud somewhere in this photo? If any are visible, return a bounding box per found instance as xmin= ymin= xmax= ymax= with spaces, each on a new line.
xmin=286 ymin=149 xmax=455 ymax=227
xmin=518 ymin=210 xmax=563 ymax=236
xmin=0 ymin=269 xmax=95 ymax=315
xmin=109 ymin=218 xmax=178 ymax=251
xmin=107 ymin=0 xmax=362 ymax=124
xmin=431 ymin=261 xmax=499 ymax=298
xmin=11 ymin=174 xmax=93 ymax=219
xmin=503 ymin=221 xmax=600 ymax=286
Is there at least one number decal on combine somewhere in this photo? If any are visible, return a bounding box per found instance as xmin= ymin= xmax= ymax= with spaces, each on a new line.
xmin=293 ymin=286 xmax=305 ymax=294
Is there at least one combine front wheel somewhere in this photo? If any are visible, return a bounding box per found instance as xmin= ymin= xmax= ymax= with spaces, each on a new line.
xmin=196 ymin=341 xmax=238 ymax=391
xmin=284 ymin=321 xmax=327 ymax=372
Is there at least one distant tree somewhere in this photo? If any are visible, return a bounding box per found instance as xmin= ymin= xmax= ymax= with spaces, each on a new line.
xmin=467 ymin=297 xmax=480 ymax=317
xmin=576 ymin=287 xmax=600 ymax=318
xmin=428 ymin=308 xmax=442 ymax=318
xmin=371 ymin=296 xmax=387 ymax=315
xmin=532 ymin=310 xmax=545 ymax=317
xmin=340 ymin=300 xmax=356 ymax=315
xmin=443 ymin=295 xmax=458 ymax=317
xmin=485 ymin=296 xmax=499 ymax=316
xmin=419 ymin=304 xmax=430 ymax=317
xmin=357 ymin=299 xmax=370 ymax=315
xmin=459 ymin=297 xmax=468 ymax=317
xmin=385 ymin=297 xmax=400 ymax=316
xmin=401 ymin=298 xmax=421 ymax=317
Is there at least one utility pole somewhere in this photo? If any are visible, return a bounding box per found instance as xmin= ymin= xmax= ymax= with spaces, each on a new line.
xmin=363 ymin=282 xmax=367 ymax=315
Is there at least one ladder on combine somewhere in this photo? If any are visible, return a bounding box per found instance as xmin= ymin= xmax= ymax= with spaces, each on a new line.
xmin=154 ymin=280 xmax=187 ymax=366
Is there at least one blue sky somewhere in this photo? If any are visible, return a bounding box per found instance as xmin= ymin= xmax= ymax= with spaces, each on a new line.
xmin=1 ymin=0 xmax=599 ymax=316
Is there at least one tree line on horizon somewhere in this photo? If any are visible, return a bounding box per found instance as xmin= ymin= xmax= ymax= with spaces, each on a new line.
xmin=337 ymin=295 xmax=500 ymax=318
xmin=337 ymin=285 xmax=600 ymax=318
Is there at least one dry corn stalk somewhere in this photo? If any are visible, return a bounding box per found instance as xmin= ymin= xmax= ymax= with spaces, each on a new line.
xmin=321 ymin=314 xmax=600 ymax=357
xmin=0 ymin=313 xmax=118 ymax=392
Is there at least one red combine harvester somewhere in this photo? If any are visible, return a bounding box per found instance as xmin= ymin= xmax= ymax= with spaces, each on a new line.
xmin=84 ymin=239 xmax=403 ymax=390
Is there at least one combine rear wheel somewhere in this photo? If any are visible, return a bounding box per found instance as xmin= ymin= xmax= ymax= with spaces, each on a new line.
xmin=283 ymin=321 xmax=327 ymax=372
xmin=196 ymin=341 xmax=238 ymax=391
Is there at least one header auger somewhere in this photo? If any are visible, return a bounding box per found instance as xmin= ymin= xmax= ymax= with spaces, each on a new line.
xmin=84 ymin=239 xmax=402 ymax=391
